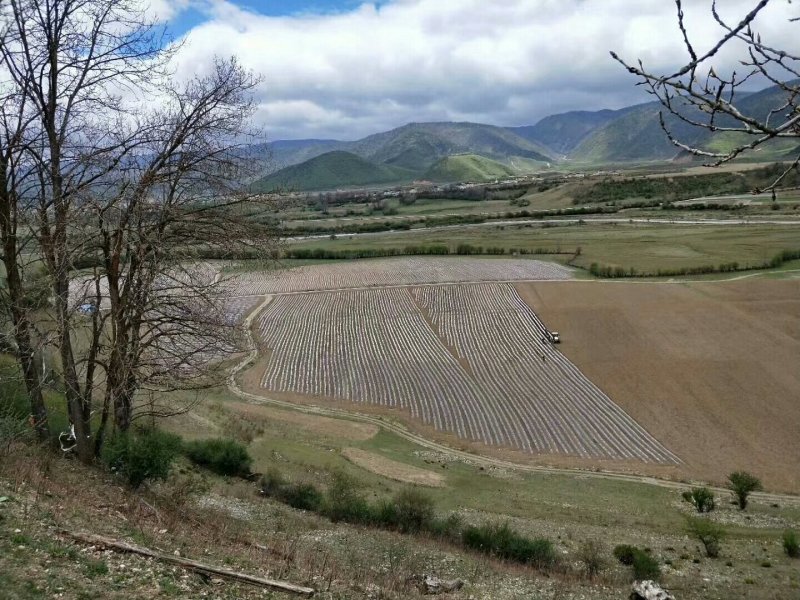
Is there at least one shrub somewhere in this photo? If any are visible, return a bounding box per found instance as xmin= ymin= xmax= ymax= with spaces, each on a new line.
xmin=322 ymin=471 xmax=373 ymax=524
xmin=393 ymin=488 xmax=435 ymax=533
xmin=783 ymin=530 xmax=799 ymax=558
xmin=103 ymin=429 xmax=182 ymax=489
xmin=631 ymin=549 xmax=661 ymax=580
xmin=428 ymin=513 xmax=463 ymax=542
xmin=280 ymin=482 xmax=323 ymax=511
xmin=686 ymin=516 xmax=725 ymax=558
xmin=613 ymin=544 xmax=637 ymax=565
xmin=0 ymin=398 xmax=30 ymax=456
xmin=578 ymin=540 xmax=607 ymax=579
xmin=259 ymin=468 xmax=286 ymax=496
xmin=462 ymin=522 xmax=556 ymax=569
xmin=184 ymin=438 xmax=252 ymax=477
xmin=373 ymin=498 xmax=399 ymax=528
xmin=682 ymin=487 xmax=716 ymax=513
xmin=727 ymin=471 xmax=762 ymax=510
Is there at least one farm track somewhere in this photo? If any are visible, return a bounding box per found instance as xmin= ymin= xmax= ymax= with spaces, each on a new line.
xmin=228 ymin=294 xmax=800 ymax=506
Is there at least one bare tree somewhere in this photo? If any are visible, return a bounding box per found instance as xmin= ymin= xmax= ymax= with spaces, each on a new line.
xmin=0 ymin=0 xmax=277 ymax=461
xmin=612 ymin=0 xmax=800 ymax=192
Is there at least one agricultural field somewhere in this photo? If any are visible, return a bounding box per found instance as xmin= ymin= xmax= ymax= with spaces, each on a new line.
xmin=224 ymin=256 xmax=573 ymax=295
xmin=287 ymin=221 xmax=800 ymax=275
xmin=518 ymin=278 xmax=800 ymax=493
xmin=254 ymin=283 xmax=679 ymax=464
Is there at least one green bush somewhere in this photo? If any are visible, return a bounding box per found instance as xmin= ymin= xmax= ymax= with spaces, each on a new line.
xmin=428 ymin=513 xmax=463 ymax=542
xmin=392 ymin=488 xmax=435 ymax=533
xmin=632 ymin=549 xmax=661 ymax=580
xmin=280 ymin=482 xmax=323 ymax=511
xmin=321 ymin=471 xmax=374 ymax=524
xmin=682 ymin=487 xmax=716 ymax=513
xmin=260 ymin=468 xmax=286 ymax=496
xmin=613 ymin=544 xmax=637 ymax=565
xmin=727 ymin=471 xmax=762 ymax=510
xmin=103 ymin=429 xmax=182 ymax=489
xmin=686 ymin=517 xmax=725 ymax=558
xmin=462 ymin=522 xmax=556 ymax=569
xmin=184 ymin=438 xmax=252 ymax=477
xmin=783 ymin=530 xmax=799 ymax=558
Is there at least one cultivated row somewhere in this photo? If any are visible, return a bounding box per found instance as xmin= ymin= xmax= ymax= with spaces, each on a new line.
xmin=255 ymin=285 xmax=679 ymax=464
xmin=412 ymin=284 xmax=680 ymax=463
xmin=229 ymin=256 xmax=572 ymax=295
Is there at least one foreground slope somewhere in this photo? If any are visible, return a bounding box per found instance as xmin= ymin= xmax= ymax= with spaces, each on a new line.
xmin=517 ymin=279 xmax=800 ymax=492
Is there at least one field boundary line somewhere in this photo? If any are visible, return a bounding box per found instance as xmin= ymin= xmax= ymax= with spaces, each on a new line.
xmin=228 ymin=293 xmax=800 ymax=505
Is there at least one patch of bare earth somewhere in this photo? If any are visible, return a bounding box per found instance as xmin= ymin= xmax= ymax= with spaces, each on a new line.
xmin=516 ymin=279 xmax=800 ymax=493
xmin=341 ymin=448 xmax=446 ymax=487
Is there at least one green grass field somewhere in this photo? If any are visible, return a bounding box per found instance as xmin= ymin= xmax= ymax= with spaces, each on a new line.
xmin=287 ymin=222 xmax=800 ymax=275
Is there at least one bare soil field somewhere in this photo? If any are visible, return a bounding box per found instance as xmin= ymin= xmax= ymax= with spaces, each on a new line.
xmin=254 ymin=284 xmax=678 ymax=465
xmin=516 ymin=279 xmax=800 ymax=493
xmin=225 ymin=256 xmax=572 ymax=295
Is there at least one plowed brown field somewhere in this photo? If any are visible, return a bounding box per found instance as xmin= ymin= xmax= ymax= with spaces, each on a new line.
xmin=516 ymin=279 xmax=800 ymax=493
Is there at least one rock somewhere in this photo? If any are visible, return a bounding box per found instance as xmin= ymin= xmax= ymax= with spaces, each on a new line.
xmin=410 ymin=574 xmax=465 ymax=595
xmin=631 ymin=580 xmax=675 ymax=600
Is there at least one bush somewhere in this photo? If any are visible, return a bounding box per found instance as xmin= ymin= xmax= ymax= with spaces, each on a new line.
xmin=783 ymin=530 xmax=799 ymax=558
xmin=280 ymin=482 xmax=323 ymax=511
xmin=184 ymin=438 xmax=252 ymax=477
xmin=259 ymin=468 xmax=286 ymax=496
xmin=103 ymin=429 xmax=182 ymax=489
xmin=631 ymin=548 xmax=661 ymax=580
xmin=0 ymin=399 xmax=30 ymax=456
xmin=462 ymin=522 xmax=556 ymax=569
xmin=727 ymin=471 xmax=762 ymax=510
xmin=686 ymin=516 xmax=725 ymax=558
xmin=577 ymin=540 xmax=606 ymax=579
xmin=392 ymin=488 xmax=435 ymax=533
xmin=428 ymin=513 xmax=463 ymax=542
xmin=322 ymin=471 xmax=374 ymax=524
xmin=613 ymin=544 xmax=637 ymax=565
xmin=682 ymin=487 xmax=716 ymax=513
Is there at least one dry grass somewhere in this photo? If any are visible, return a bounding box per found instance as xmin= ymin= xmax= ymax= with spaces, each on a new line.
xmin=341 ymin=448 xmax=446 ymax=487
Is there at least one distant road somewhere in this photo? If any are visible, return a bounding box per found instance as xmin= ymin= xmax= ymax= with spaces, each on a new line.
xmin=286 ymin=216 xmax=800 ymax=242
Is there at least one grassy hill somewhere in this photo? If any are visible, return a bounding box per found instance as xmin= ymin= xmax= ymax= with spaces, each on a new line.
xmin=350 ymin=122 xmax=553 ymax=171
xmin=252 ymin=151 xmax=414 ymax=191
xmin=508 ymin=107 xmax=642 ymax=156
xmin=570 ymin=82 xmax=796 ymax=164
xmin=423 ymin=154 xmax=519 ymax=182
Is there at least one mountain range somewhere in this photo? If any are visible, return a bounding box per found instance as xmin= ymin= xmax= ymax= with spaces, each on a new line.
xmin=252 ymin=82 xmax=797 ymax=192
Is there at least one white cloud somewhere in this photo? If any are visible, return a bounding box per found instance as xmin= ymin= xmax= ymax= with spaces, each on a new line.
xmin=142 ymin=0 xmax=191 ymax=23
xmin=172 ymin=0 xmax=798 ymax=140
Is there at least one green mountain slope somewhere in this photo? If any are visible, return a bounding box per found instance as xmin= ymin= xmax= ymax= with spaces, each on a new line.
xmin=508 ymin=107 xmax=642 ymax=156
xmin=252 ymin=151 xmax=414 ymax=192
xmin=423 ymin=154 xmax=519 ymax=182
xmin=349 ymin=122 xmax=554 ymax=171
xmin=570 ymin=82 xmax=795 ymax=163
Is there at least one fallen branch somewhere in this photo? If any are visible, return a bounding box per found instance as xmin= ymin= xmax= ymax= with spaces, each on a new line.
xmin=61 ymin=530 xmax=314 ymax=597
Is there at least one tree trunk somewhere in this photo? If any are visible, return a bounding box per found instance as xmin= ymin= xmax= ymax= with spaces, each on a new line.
xmin=0 ymin=170 xmax=49 ymax=441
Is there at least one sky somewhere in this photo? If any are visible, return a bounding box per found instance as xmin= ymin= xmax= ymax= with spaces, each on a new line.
xmin=149 ymin=0 xmax=797 ymax=141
